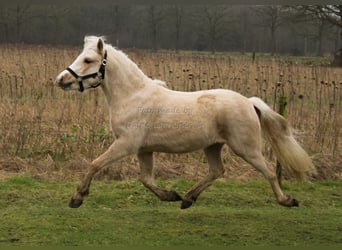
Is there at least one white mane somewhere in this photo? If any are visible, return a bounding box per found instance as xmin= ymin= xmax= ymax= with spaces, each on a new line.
xmin=84 ymin=36 xmax=167 ymax=88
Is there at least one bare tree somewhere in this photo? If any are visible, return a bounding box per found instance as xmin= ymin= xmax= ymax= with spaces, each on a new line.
xmin=11 ymin=4 xmax=40 ymax=43
xmin=0 ymin=6 xmax=10 ymax=42
xmin=109 ymin=4 xmax=121 ymax=47
xmin=240 ymin=7 xmax=252 ymax=54
xmin=171 ymin=5 xmax=184 ymax=52
xmin=253 ymin=6 xmax=287 ymax=56
xmin=47 ymin=6 xmax=70 ymax=45
xmin=1 ymin=5 xmax=58 ymax=43
xmin=315 ymin=19 xmax=330 ymax=56
xmin=288 ymin=8 xmax=331 ymax=56
xmin=146 ymin=5 xmax=164 ymax=50
xmin=199 ymin=6 xmax=230 ymax=53
xmin=0 ymin=4 xmax=340 ymax=56
xmin=295 ymin=5 xmax=342 ymax=66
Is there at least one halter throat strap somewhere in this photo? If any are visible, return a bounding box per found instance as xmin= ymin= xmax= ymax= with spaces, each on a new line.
xmin=66 ymin=50 xmax=107 ymax=92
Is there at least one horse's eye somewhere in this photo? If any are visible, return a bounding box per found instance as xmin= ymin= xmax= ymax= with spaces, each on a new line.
xmin=84 ymin=59 xmax=92 ymax=64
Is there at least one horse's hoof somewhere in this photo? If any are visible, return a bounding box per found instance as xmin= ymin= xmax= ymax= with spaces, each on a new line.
xmin=69 ymin=198 xmax=83 ymax=208
xmin=181 ymin=199 xmax=193 ymax=209
xmin=169 ymin=191 xmax=183 ymax=202
xmin=279 ymin=196 xmax=299 ymax=207
xmin=292 ymin=198 xmax=299 ymax=207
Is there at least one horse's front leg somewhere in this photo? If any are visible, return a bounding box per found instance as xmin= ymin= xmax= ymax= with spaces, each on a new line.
xmin=69 ymin=139 xmax=133 ymax=208
xmin=138 ymin=152 xmax=182 ymax=202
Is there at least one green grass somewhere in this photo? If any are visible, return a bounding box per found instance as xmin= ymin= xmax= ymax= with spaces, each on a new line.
xmin=0 ymin=177 xmax=341 ymax=247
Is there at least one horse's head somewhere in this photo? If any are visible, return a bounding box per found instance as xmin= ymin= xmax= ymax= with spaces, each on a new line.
xmin=55 ymin=36 xmax=107 ymax=92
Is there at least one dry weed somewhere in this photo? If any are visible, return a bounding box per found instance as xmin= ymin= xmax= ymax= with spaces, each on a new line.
xmin=0 ymin=45 xmax=341 ymax=181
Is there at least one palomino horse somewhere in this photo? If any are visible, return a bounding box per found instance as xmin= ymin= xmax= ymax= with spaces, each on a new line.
xmin=55 ymin=36 xmax=316 ymax=209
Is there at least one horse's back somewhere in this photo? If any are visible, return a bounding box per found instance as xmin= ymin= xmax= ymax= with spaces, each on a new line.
xmin=160 ymin=87 xmax=255 ymax=119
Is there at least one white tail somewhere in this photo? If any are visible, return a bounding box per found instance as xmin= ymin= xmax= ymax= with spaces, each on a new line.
xmin=249 ymin=97 xmax=317 ymax=181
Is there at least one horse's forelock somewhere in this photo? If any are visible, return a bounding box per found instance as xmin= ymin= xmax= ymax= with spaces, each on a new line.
xmin=83 ymin=36 xmax=107 ymax=49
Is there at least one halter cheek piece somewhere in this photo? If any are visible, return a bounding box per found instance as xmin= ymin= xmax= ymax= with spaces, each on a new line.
xmin=66 ymin=50 xmax=107 ymax=92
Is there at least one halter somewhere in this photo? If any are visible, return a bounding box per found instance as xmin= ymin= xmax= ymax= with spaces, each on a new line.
xmin=66 ymin=50 xmax=107 ymax=92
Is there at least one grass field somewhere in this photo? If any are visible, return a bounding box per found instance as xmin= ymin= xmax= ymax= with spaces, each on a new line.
xmin=0 ymin=176 xmax=341 ymax=247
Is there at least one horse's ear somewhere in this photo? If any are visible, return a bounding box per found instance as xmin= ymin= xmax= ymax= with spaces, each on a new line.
xmin=97 ymin=38 xmax=104 ymax=53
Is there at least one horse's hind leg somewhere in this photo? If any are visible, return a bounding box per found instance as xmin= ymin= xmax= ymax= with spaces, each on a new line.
xmin=227 ymin=130 xmax=299 ymax=207
xmin=138 ymin=152 xmax=182 ymax=202
xmin=242 ymin=153 xmax=298 ymax=207
xmin=181 ymin=143 xmax=224 ymax=209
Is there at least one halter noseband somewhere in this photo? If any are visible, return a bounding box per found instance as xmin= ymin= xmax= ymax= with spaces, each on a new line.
xmin=66 ymin=50 xmax=107 ymax=92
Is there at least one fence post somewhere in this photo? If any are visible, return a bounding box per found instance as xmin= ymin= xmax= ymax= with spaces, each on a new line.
xmin=277 ymin=96 xmax=287 ymax=187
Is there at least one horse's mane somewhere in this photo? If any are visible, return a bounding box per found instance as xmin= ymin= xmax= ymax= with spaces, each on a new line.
xmin=84 ymin=35 xmax=167 ymax=87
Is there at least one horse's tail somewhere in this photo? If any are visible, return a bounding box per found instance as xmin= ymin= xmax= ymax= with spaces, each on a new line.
xmin=249 ymin=97 xmax=317 ymax=181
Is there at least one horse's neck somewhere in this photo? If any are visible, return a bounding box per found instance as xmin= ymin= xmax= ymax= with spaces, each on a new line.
xmin=102 ymin=47 xmax=150 ymax=106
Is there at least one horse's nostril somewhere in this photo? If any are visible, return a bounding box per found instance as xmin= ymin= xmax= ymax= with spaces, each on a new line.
xmin=54 ymin=75 xmax=63 ymax=85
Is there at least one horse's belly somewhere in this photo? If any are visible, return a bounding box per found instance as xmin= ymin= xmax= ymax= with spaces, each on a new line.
xmin=140 ymin=128 xmax=223 ymax=153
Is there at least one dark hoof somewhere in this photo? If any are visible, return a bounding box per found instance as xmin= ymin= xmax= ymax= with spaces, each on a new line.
xmin=292 ymin=198 xmax=299 ymax=207
xmin=279 ymin=196 xmax=299 ymax=207
xmin=181 ymin=199 xmax=193 ymax=209
xmin=169 ymin=191 xmax=183 ymax=202
xmin=69 ymin=198 xmax=83 ymax=208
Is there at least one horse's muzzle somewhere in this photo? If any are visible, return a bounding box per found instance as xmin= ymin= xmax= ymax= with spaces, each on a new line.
xmin=54 ymin=73 xmax=74 ymax=90
xmin=58 ymin=81 xmax=73 ymax=90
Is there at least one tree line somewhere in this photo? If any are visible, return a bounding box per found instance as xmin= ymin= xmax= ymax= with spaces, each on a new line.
xmin=0 ymin=4 xmax=341 ymax=62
